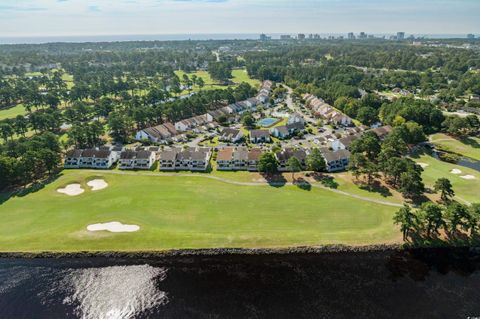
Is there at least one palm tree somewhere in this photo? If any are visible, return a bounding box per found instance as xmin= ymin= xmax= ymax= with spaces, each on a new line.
xmin=393 ymin=205 xmax=418 ymax=241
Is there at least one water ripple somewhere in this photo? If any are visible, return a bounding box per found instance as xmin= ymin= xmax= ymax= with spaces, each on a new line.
xmin=51 ymin=265 xmax=168 ymax=319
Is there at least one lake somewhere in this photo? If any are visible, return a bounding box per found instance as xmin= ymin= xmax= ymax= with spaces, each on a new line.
xmin=1 ymin=248 xmax=479 ymax=318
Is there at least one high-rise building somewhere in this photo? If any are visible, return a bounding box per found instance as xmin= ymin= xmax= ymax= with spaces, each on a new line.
xmin=259 ymin=34 xmax=271 ymax=41
xmin=280 ymin=35 xmax=292 ymax=40
xmin=359 ymin=32 xmax=367 ymax=39
xmin=397 ymin=32 xmax=405 ymax=40
xmin=467 ymin=34 xmax=476 ymax=39
xmin=347 ymin=32 xmax=355 ymax=40
xmin=298 ymin=34 xmax=306 ymax=40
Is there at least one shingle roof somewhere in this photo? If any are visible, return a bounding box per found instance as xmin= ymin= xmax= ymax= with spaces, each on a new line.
xmin=248 ymin=148 xmax=262 ymax=161
xmin=217 ymin=147 xmax=234 ymax=161
xmin=120 ymin=150 xmax=137 ymax=160
xmin=136 ymin=150 xmax=153 ymax=160
xmin=66 ymin=149 xmax=83 ymax=158
xmin=160 ymin=149 xmax=178 ymax=161
xmin=322 ymin=149 xmax=351 ymax=162
xmin=250 ymin=129 xmax=270 ymax=138
xmin=233 ymin=147 xmax=249 ymax=161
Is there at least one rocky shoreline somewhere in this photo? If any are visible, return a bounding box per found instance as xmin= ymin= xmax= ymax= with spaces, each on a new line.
xmin=3 ymin=244 xmax=480 ymax=261
xmin=3 ymin=243 xmax=478 ymax=259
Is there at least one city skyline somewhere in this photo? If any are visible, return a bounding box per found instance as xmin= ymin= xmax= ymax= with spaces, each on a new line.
xmin=0 ymin=0 xmax=479 ymax=38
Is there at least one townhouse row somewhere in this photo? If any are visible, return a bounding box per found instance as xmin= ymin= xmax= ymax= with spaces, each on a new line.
xmin=136 ymin=81 xmax=273 ymax=144
xmin=216 ymin=146 xmax=351 ymax=173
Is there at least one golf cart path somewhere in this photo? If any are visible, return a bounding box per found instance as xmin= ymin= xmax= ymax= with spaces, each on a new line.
xmin=81 ymin=170 xmax=403 ymax=208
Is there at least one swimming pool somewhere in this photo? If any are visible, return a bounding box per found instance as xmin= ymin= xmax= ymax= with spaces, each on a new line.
xmin=257 ymin=117 xmax=280 ymax=127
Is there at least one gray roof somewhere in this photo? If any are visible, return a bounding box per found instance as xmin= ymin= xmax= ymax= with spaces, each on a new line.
xmin=339 ymin=134 xmax=359 ymax=148
xmin=274 ymin=126 xmax=289 ymax=135
xmin=160 ymin=149 xmax=178 ymax=161
xmin=322 ymin=149 xmax=351 ymax=162
xmin=276 ymin=148 xmax=307 ymax=162
xmin=250 ymin=129 xmax=270 ymax=138
xmin=120 ymin=150 xmax=137 ymax=160
xmin=136 ymin=150 xmax=153 ymax=160
xmin=286 ymin=122 xmax=304 ymax=131
xmin=233 ymin=147 xmax=249 ymax=161
xmin=66 ymin=149 xmax=83 ymax=158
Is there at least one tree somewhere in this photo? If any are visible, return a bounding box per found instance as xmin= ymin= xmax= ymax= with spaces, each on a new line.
xmin=0 ymin=122 xmax=14 ymax=142
xmin=306 ymin=148 xmax=326 ymax=172
xmin=197 ymin=77 xmax=205 ymax=89
xmin=445 ymin=202 xmax=470 ymax=234
xmin=468 ymin=203 xmax=480 ymax=236
xmin=241 ymin=113 xmax=256 ymax=129
xmin=434 ymin=178 xmax=455 ymax=203
xmin=393 ymin=205 xmax=418 ymax=241
xmin=14 ymin=115 xmax=29 ymax=137
xmin=356 ymin=107 xmax=378 ymax=126
xmin=257 ymin=152 xmax=278 ymax=174
xmin=287 ymin=156 xmax=302 ymax=181
xmin=419 ymin=202 xmax=444 ymax=237
xmin=398 ymin=164 xmax=424 ymax=198
xmin=349 ymin=131 xmax=381 ymax=161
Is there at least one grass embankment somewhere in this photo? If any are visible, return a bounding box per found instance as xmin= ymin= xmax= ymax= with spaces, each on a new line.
xmin=0 ymin=170 xmax=400 ymax=252
xmin=430 ymin=133 xmax=480 ymax=161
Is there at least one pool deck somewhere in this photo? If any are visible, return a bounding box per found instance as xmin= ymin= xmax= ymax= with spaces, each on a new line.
xmin=257 ymin=118 xmax=281 ymax=128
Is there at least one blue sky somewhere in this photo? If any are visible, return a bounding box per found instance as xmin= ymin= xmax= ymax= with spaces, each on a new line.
xmin=0 ymin=0 xmax=478 ymax=37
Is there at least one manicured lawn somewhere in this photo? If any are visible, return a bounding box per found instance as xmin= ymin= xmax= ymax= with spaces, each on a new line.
xmin=0 ymin=170 xmax=400 ymax=252
xmin=430 ymin=133 xmax=480 ymax=161
xmin=174 ymin=68 xmax=260 ymax=94
xmin=231 ymin=69 xmax=260 ymax=87
xmin=413 ymin=154 xmax=479 ymax=204
xmin=0 ymin=104 xmax=27 ymax=120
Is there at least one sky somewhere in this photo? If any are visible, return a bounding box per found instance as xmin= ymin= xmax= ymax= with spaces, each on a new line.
xmin=0 ymin=0 xmax=479 ymax=38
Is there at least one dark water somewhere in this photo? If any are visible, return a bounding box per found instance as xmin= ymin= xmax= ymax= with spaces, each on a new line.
xmin=1 ymin=249 xmax=480 ymax=318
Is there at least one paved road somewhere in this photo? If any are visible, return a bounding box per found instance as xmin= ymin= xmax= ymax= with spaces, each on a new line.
xmin=81 ymin=169 xmax=403 ymax=208
xmin=283 ymin=85 xmax=317 ymax=124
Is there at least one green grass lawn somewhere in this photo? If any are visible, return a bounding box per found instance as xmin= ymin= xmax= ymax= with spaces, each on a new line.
xmin=0 ymin=104 xmax=27 ymax=120
xmin=413 ymin=154 xmax=479 ymax=204
xmin=231 ymin=69 xmax=260 ymax=87
xmin=0 ymin=170 xmax=400 ymax=252
xmin=174 ymin=68 xmax=260 ymax=94
xmin=430 ymin=133 xmax=480 ymax=161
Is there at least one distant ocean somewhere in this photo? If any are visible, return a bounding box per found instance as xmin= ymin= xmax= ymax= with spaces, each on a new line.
xmin=0 ymin=33 xmax=474 ymax=45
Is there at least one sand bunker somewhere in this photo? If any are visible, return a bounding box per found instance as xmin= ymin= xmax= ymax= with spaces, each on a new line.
xmin=57 ymin=184 xmax=84 ymax=196
xmin=450 ymin=169 xmax=462 ymax=174
xmin=460 ymin=175 xmax=476 ymax=180
xmin=87 ymin=179 xmax=108 ymax=191
xmin=87 ymin=222 xmax=140 ymax=233
xmin=417 ymin=162 xmax=429 ymax=168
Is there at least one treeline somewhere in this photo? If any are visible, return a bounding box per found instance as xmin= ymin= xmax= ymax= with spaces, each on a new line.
xmin=395 ymin=202 xmax=480 ymax=243
xmin=244 ymin=42 xmax=480 ymax=101
xmin=0 ymin=132 xmax=62 ymax=191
